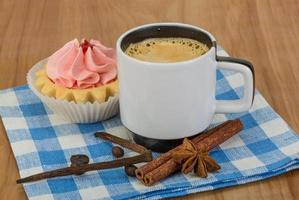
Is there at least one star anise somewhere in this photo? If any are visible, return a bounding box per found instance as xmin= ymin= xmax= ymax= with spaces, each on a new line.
xmin=172 ymin=138 xmax=220 ymax=178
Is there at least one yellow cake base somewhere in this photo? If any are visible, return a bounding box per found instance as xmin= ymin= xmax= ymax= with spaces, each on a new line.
xmin=35 ymin=68 xmax=119 ymax=103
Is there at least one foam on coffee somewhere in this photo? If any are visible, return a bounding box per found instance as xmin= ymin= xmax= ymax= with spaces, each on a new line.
xmin=125 ymin=37 xmax=209 ymax=63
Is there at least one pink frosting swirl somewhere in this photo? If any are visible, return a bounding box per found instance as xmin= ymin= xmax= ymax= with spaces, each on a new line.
xmin=46 ymin=39 xmax=117 ymax=89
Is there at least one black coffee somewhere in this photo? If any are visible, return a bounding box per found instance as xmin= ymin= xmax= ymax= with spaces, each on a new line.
xmin=125 ymin=37 xmax=209 ymax=63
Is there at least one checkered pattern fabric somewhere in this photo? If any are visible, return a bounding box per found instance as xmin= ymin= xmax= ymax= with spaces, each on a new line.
xmin=1 ymin=47 xmax=299 ymax=200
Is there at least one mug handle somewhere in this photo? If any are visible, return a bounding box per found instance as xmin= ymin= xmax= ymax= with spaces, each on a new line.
xmin=215 ymin=55 xmax=255 ymax=113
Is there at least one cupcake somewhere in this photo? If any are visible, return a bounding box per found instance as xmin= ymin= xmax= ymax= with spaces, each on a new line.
xmin=27 ymin=39 xmax=119 ymax=123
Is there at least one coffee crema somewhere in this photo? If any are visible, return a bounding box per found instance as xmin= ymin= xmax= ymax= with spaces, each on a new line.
xmin=125 ymin=37 xmax=209 ymax=63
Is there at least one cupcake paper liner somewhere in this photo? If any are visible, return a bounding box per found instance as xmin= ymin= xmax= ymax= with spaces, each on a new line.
xmin=27 ymin=59 xmax=119 ymax=123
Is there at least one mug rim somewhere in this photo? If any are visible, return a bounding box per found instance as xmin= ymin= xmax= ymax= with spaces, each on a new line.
xmin=116 ymin=22 xmax=217 ymax=65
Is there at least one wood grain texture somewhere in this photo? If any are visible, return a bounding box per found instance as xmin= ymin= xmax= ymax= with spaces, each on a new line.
xmin=0 ymin=0 xmax=298 ymax=199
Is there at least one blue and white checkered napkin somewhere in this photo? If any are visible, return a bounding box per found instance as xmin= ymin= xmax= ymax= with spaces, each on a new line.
xmin=1 ymin=47 xmax=299 ymax=200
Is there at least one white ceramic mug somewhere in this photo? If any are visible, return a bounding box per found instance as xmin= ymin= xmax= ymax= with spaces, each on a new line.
xmin=117 ymin=23 xmax=254 ymax=147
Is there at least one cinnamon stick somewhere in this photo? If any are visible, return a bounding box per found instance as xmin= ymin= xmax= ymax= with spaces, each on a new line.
xmin=140 ymin=119 xmax=243 ymax=186
xmin=135 ymin=120 xmax=232 ymax=180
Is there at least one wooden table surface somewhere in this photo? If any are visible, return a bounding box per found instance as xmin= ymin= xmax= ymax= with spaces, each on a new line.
xmin=1 ymin=0 xmax=299 ymax=199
